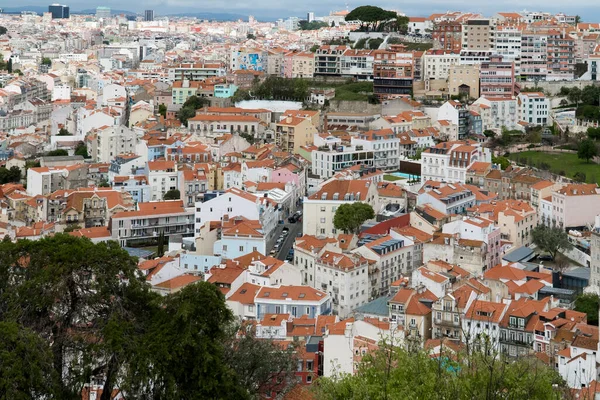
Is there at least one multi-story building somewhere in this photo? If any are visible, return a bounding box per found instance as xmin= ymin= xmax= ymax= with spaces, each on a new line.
xmin=26 ymin=165 xmax=88 ymax=196
xmin=167 ymin=63 xmax=227 ymax=83
xmin=110 ymin=200 xmax=195 ymax=247
xmin=354 ymin=235 xmax=416 ymax=298
xmin=311 ymin=144 xmax=375 ymax=179
xmin=230 ymin=47 xmax=267 ymax=71
xmin=303 ymin=179 xmax=377 ymax=237
xmin=372 ymin=59 xmax=413 ymax=99
xmin=340 ymin=49 xmax=374 ymax=81
xmin=546 ymin=30 xmax=575 ymax=80
xmin=520 ymin=32 xmax=548 ymax=81
xmin=314 ymin=251 xmax=372 ymax=317
xmin=517 ymin=92 xmax=550 ymax=125
xmin=87 ymin=125 xmax=138 ymax=163
xmin=470 ymin=200 xmax=537 ymax=248
xmin=471 ymin=97 xmax=519 ymax=131
xmin=314 ymin=45 xmax=349 ymax=76
xmin=275 ymin=116 xmax=317 ymax=154
xmin=421 ymin=50 xmax=460 ymax=80
xmin=49 ymin=3 xmax=69 ymax=19
xmin=432 ymin=21 xmax=463 ymax=53
xmin=188 ymin=114 xmax=262 ymax=138
xmin=420 ymin=140 xmax=492 ymax=184
xmin=462 ymin=300 xmax=508 ymax=350
xmin=447 ymin=64 xmax=480 ymax=99
xmin=147 ymin=160 xmax=178 ymax=201
xmin=284 ymin=51 xmax=315 ymax=78
xmin=172 ymin=80 xmax=204 ymax=105
xmin=417 ymin=181 xmax=476 ymax=214
xmin=388 ymin=287 xmax=436 ymax=345
xmin=480 ymin=55 xmax=519 ymax=98
xmin=255 ymin=285 xmax=332 ymax=319
xmin=552 ymin=184 xmax=600 ymax=228
xmin=461 ymin=18 xmax=496 ymax=51
xmin=498 ymin=298 xmax=549 ymax=357
xmin=351 ymin=129 xmax=400 ymax=171
xmin=494 ymin=26 xmax=522 ymax=74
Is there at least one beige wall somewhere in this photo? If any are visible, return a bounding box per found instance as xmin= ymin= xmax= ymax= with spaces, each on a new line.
xmin=448 ymin=65 xmax=480 ymax=99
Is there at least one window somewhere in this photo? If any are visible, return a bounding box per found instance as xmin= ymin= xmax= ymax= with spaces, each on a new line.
xmin=239 ymin=246 xmax=244 ymax=252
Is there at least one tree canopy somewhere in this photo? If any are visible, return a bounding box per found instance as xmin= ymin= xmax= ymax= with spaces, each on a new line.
xmin=74 ymin=143 xmax=90 ymax=158
xmin=333 ymin=202 xmax=375 ymax=234
xmin=315 ymin=341 xmax=565 ymax=400
xmin=299 ymin=20 xmax=329 ymax=30
xmin=575 ymin=293 xmax=600 ymax=326
xmin=0 ymin=235 xmax=298 ymax=399
xmin=0 ymin=166 xmax=21 ymax=184
xmin=177 ymin=95 xmax=210 ymax=126
xmin=578 ymin=138 xmax=598 ymax=163
xmin=345 ymin=6 xmax=397 ymax=32
xmin=163 ymin=189 xmax=181 ymax=200
xmin=0 ymin=26 xmax=7 ymax=35
xmin=531 ymin=224 xmax=573 ymax=261
xmin=57 ymin=127 xmax=71 ymax=136
xmin=46 ymin=149 xmax=69 ymax=157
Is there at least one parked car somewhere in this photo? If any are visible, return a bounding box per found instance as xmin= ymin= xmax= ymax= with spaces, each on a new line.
xmin=538 ymin=254 xmax=553 ymax=261
xmin=288 ymin=216 xmax=296 ymax=223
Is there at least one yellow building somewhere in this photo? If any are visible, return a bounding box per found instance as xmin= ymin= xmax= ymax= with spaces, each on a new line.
xmin=275 ymin=116 xmax=317 ymax=154
xmin=448 ymin=64 xmax=480 ymax=99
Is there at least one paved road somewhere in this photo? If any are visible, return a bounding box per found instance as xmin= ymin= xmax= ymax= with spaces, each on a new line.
xmin=275 ymin=221 xmax=302 ymax=262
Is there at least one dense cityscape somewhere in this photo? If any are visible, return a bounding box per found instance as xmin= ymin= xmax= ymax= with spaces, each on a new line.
xmin=2 ymin=3 xmax=600 ymax=399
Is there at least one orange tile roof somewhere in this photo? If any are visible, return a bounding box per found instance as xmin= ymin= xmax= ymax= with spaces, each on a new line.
xmin=227 ymin=282 xmax=261 ymax=304
xmin=256 ymin=285 xmax=327 ymax=302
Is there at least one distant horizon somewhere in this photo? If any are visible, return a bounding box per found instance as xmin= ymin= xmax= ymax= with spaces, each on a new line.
xmin=2 ymin=2 xmax=600 ymax=21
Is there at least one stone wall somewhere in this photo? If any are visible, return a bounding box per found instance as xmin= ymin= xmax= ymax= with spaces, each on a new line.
xmin=327 ymin=99 xmax=382 ymax=114
xmin=520 ymin=80 xmax=600 ymax=96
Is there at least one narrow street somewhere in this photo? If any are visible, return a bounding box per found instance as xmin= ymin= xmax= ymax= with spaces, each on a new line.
xmin=275 ymin=221 xmax=303 ymax=262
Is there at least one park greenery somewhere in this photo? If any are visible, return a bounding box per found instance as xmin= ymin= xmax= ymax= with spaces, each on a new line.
xmin=0 ymin=235 xmax=298 ymax=400
xmin=57 ymin=127 xmax=72 ymax=136
xmin=531 ymin=224 xmax=573 ymax=261
xmin=509 ymin=151 xmax=600 ymax=184
xmin=333 ymin=203 xmax=375 ymax=234
xmin=578 ymin=138 xmax=598 ymax=163
xmin=45 ymin=149 xmax=69 ymax=157
xmin=315 ymin=340 xmax=566 ymax=400
xmin=158 ymin=103 xmax=167 ymax=118
xmin=559 ymin=85 xmax=600 ymax=120
xmin=177 ymin=95 xmax=210 ymax=126
xmin=354 ymin=37 xmax=384 ymax=50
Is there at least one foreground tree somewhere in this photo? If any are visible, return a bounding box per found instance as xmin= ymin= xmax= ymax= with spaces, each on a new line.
xmin=333 ymin=202 xmax=375 ymax=234
xmin=578 ymin=138 xmax=598 ymax=163
xmin=314 ymin=342 xmax=566 ymax=400
xmin=531 ymin=224 xmax=573 ymax=261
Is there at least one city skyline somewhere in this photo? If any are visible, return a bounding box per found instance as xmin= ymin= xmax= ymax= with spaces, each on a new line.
xmin=5 ymin=1 xmax=600 ymax=20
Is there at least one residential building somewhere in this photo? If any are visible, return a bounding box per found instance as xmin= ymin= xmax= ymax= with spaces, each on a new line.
xmin=552 ymin=184 xmax=600 ymax=228
xmin=420 ymin=141 xmax=492 ymax=184
xmin=462 ymin=300 xmax=508 ymax=350
xmin=433 ymin=21 xmax=463 ymax=53
xmin=188 ymin=114 xmax=262 ymax=138
xmin=480 ymin=55 xmax=519 ymax=98
xmin=26 ymin=165 xmax=88 ymax=196
xmin=275 ymin=116 xmax=317 ymax=154
xmin=314 ymin=45 xmax=349 ymax=76
xmin=471 ymin=97 xmax=519 ymax=131
xmin=147 ymin=160 xmax=178 ymax=201
xmin=417 ymin=181 xmax=477 ymax=215
xmin=303 ymin=179 xmax=377 ymax=237
xmin=110 ymin=200 xmax=195 ymax=247
xmin=87 ymin=125 xmax=138 ymax=163
xmin=388 ymin=287 xmax=437 ymax=345
xmin=351 ymin=129 xmax=399 ymax=171
xmin=255 ymin=285 xmax=332 ymax=319
xmin=421 ymin=50 xmax=460 ymax=80
xmin=517 ymin=92 xmax=550 ymax=126
xmin=448 ymin=64 xmax=480 ymax=99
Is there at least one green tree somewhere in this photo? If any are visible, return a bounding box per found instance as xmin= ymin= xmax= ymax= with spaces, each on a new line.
xmin=578 ymin=138 xmax=598 ymax=163
xmin=559 ymin=86 xmax=571 ymax=96
xmin=588 ymin=127 xmax=600 ymax=140
xmin=157 ymin=231 xmax=165 ymax=257
xmin=163 ymin=189 xmax=180 ymax=200
xmin=177 ymin=95 xmax=209 ymax=126
xmin=314 ymin=341 xmax=565 ymax=400
xmin=0 ymin=166 xmax=21 ymax=184
xmin=345 ymin=6 xmax=397 ymax=32
xmin=62 ymin=223 xmax=81 ymax=232
xmin=246 ymin=33 xmax=256 ymax=40
xmin=0 ymin=321 xmax=58 ymax=399
xmin=0 ymin=26 xmax=7 ymax=35
xmin=158 ymin=103 xmax=167 ymax=118
xmin=531 ymin=224 xmax=573 ymax=261
xmin=492 ymin=155 xmax=510 ymax=170
xmin=46 ymin=149 xmax=68 ymax=157
xmin=568 ymin=86 xmax=582 ymax=106
xmin=574 ymin=293 xmax=599 ymax=325
xmin=299 ymin=20 xmax=329 ymax=30
xmin=7 ymin=58 xmax=12 ymax=73
xmin=41 ymin=57 xmax=52 ymax=66
xmin=57 ymin=127 xmax=71 ymax=136
xmin=483 ymin=129 xmax=495 ymax=138
xmin=0 ymin=235 xmax=143 ymax=398
xmin=333 ymin=202 xmax=375 ymax=234
xmin=574 ymin=171 xmax=587 ymax=182
xmin=310 ymin=44 xmax=319 ymax=52
xmin=126 ymin=283 xmax=248 ymax=399
xmin=75 ymin=143 xmax=90 ymax=158
xmin=177 ymin=106 xmax=197 ymax=126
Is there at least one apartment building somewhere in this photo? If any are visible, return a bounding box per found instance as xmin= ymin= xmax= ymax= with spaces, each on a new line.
xmin=26 ymin=164 xmax=88 ymax=196
xmin=470 ymin=200 xmax=537 ymax=247
xmin=314 ymin=251 xmax=372 ymax=317
xmin=471 ymin=97 xmax=519 ymax=131
xmin=275 ymin=116 xmax=317 ymax=154
xmin=479 ymin=55 xmax=519 ymax=98
xmin=421 ymin=50 xmax=460 ymax=80
xmin=314 ymin=45 xmax=349 ymax=76
xmin=187 ymin=114 xmax=262 ymax=138
xmin=167 ymin=63 xmax=226 ymax=82
xmin=388 ymin=287 xmax=436 ymax=344
xmin=420 ymin=140 xmax=492 ymax=184
xmin=520 ymin=32 xmax=548 ymax=81
xmin=87 ymin=125 xmax=138 ymax=163
xmin=303 ymin=179 xmax=377 ymax=237
xmin=546 ymin=30 xmax=575 ymax=80
xmin=552 ymin=184 xmax=600 ymax=228
xmin=255 ymin=285 xmax=332 ymax=319
xmin=432 ymin=21 xmax=462 ymax=53
xmin=351 ymin=129 xmax=400 ymax=171
xmin=462 ymin=300 xmax=508 ymax=350
xmin=442 ymin=216 xmax=502 ymax=271
xmin=286 ymin=51 xmax=315 ymax=78
xmin=341 ymin=49 xmax=374 ymax=81
xmin=110 ymin=200 xmax=195 ymax=247
xmin=494 ymin=26 xmax=522 ymax=74
xmin=517 ymin=92 xmax=550 ymax=125
xmin=461 ymin=18 xmax=496 ymax=51
xmin=417 ymin=181 xmax=476 ymax=215
xmin=372 ymin=52 xmax=414 ymax=99
xmin=147 ymin=160 xmax=178 ymax=201
xmin=311 ymin=143 xmax=375 ymax=180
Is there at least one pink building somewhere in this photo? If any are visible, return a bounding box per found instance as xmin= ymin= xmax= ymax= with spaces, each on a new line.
xmin=480 ymin=55 xmax=519 ymax=98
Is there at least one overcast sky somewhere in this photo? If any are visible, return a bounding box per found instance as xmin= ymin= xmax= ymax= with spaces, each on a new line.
xmin=17 ymin=1 xmax=600 ymax=20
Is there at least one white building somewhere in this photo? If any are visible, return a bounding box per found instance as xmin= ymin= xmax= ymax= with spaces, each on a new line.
xmin=471 ymin=97 xmax=520 ymax=132
xmin=88 ymin=125 xmax=138 ymax=163
xmin=147 ymin=160 xmax=178 ymax=201
xmin=421 ymin=51 xmax=460 ymax=80
xmin=462 ymin=300 xmax=508 ymax=350
xmin=420 ymin=140 xmax=492 ymax=184
xmin=417 ymin=182 xmax=477 ymax=215
xmin=303 ymin=179 xmax=378 ymax=237
xmin=351 ymin=129 xmax=400 ymax=171
xmin=517 ymin=92 xmax=550 ymax=126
